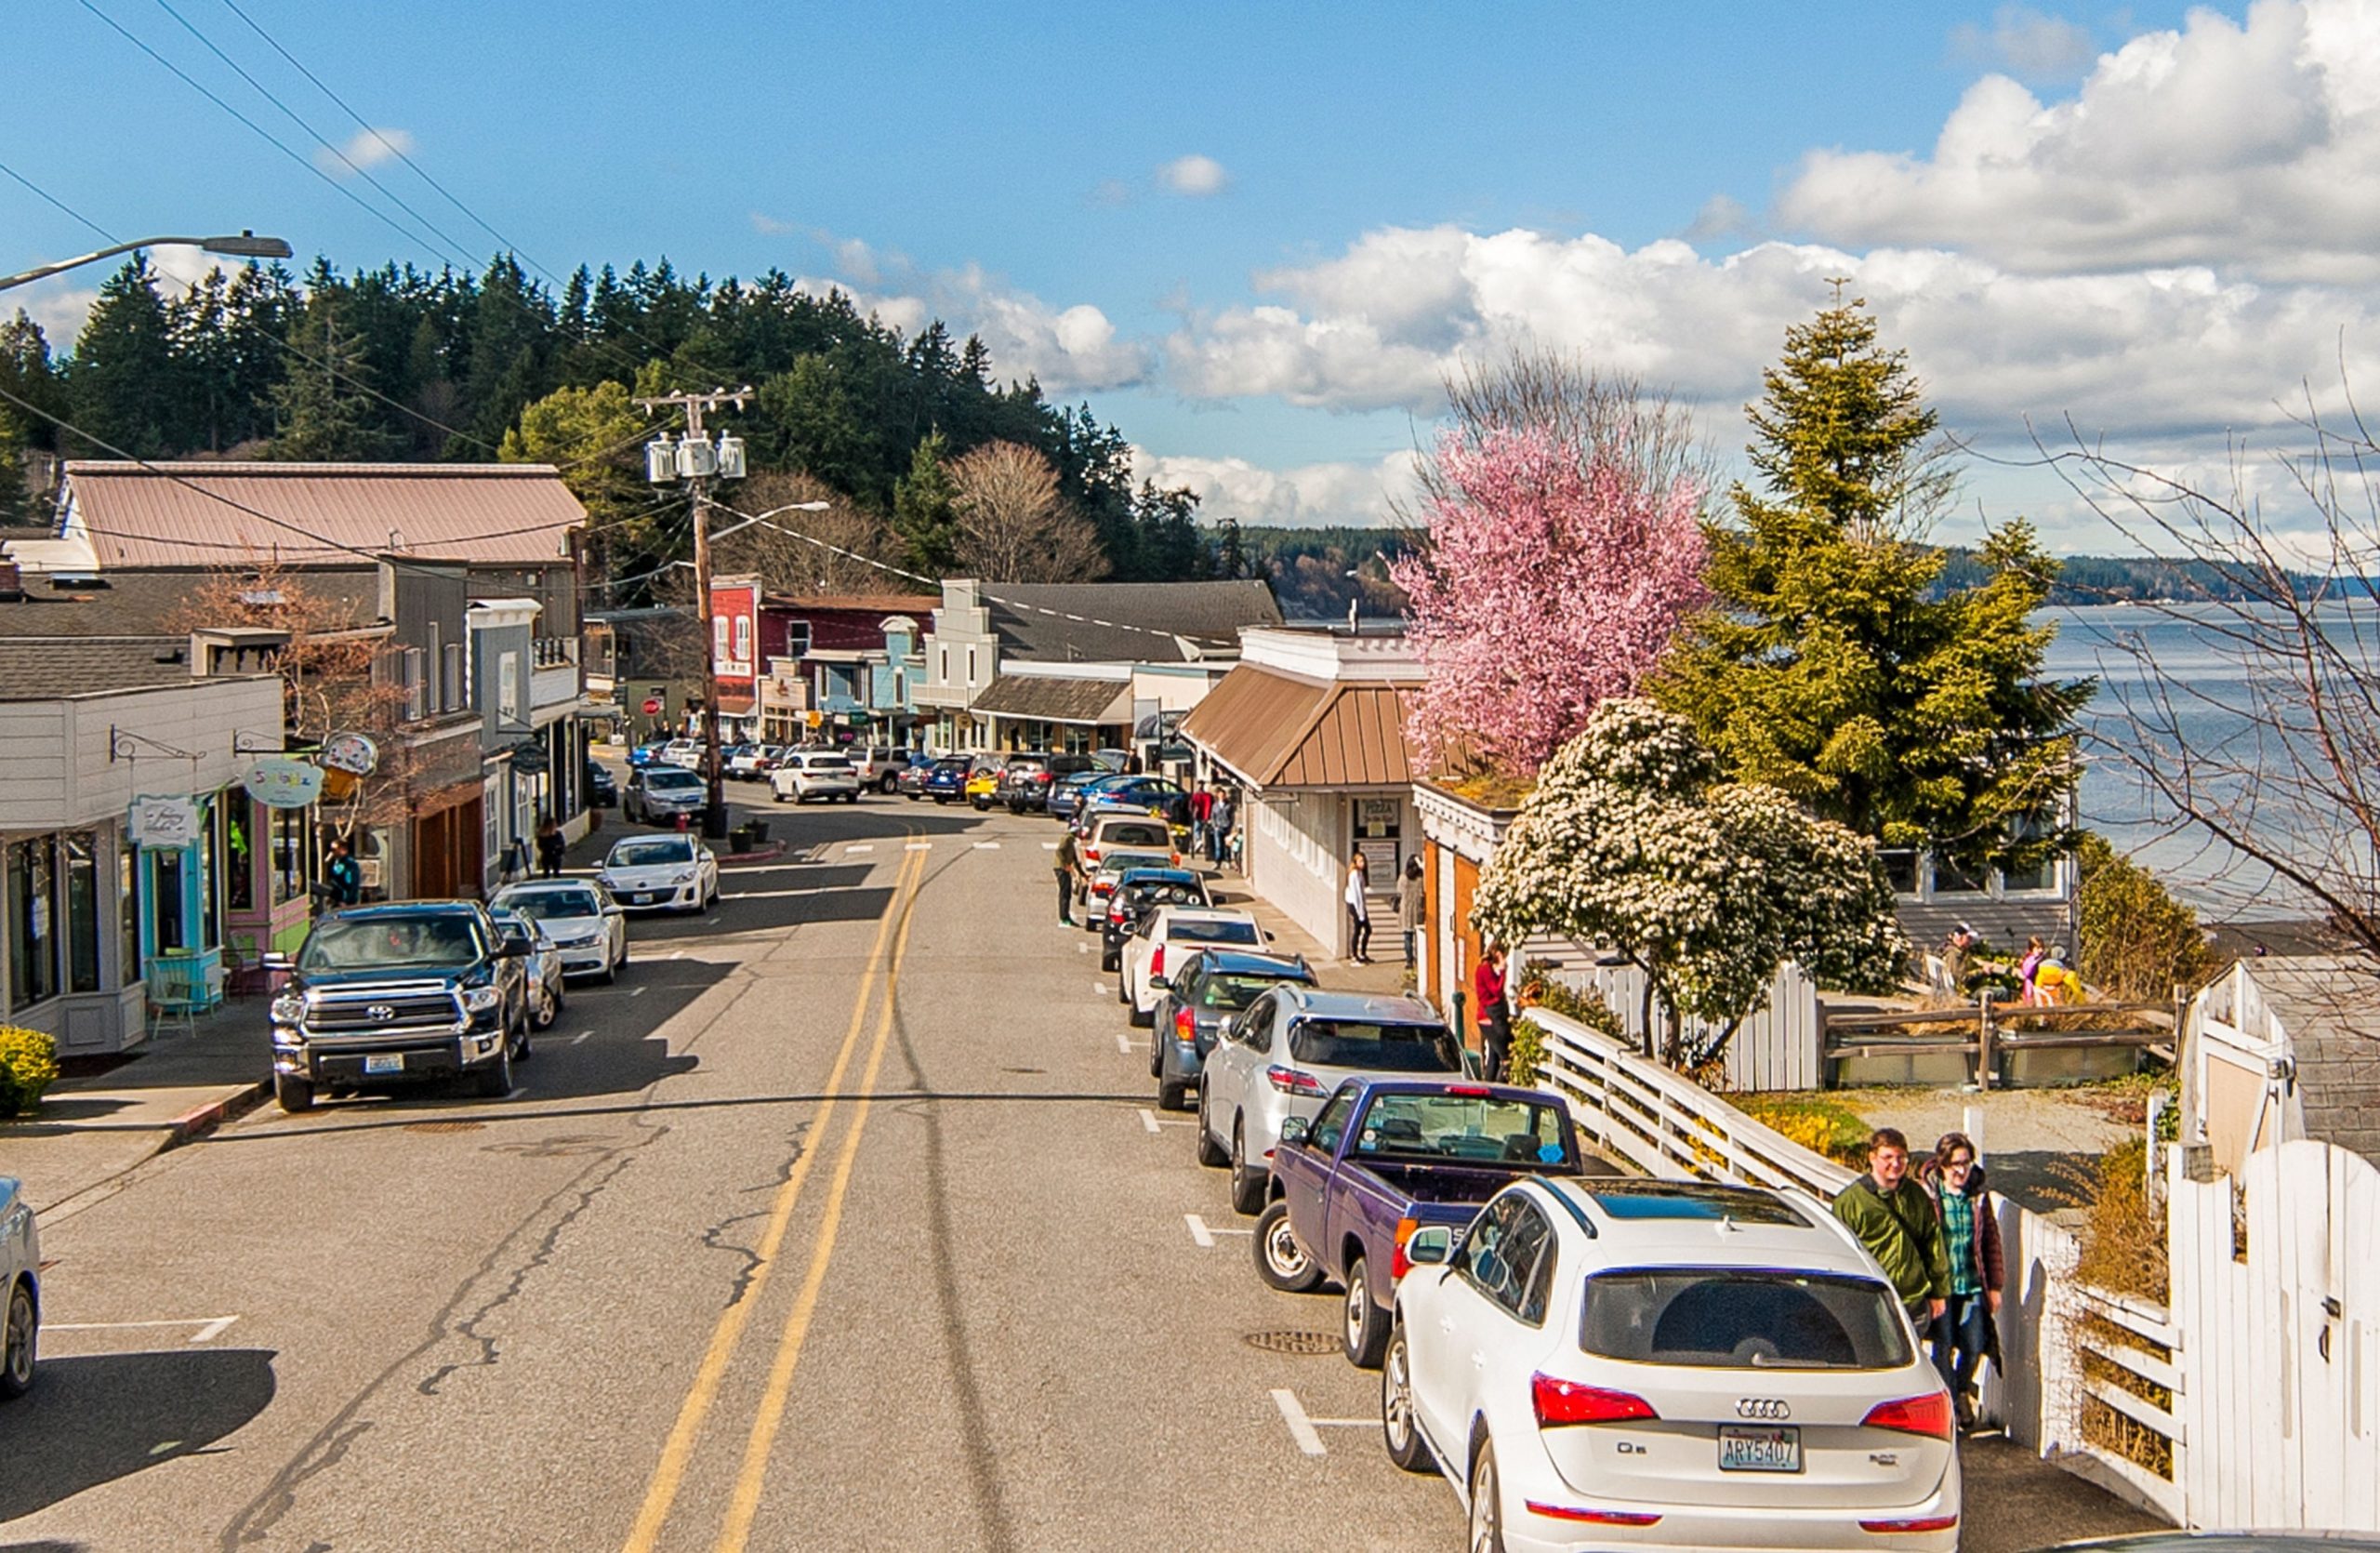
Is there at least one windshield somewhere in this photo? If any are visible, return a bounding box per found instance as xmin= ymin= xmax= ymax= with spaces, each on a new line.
xmin=805 ymin=756 xmax=853 ymax=771
xmin=1200 ymin=974 xmax=1295 ymax=1012
xmin=1352 ymin=1093 xmax=1574 ymax=1167
xmin=1169 ymin=918 xmax=1259 ymax=946
xmin=1579 ymin=1270 xmax=1913 ymax=1371
xmin=610 ymin=840 xmax=694 ymax=868
xmin=644 ymin=768 xmax=701 ymax=790
xmin=300 ymin=915 xmax=483 ymax=972
xmin=501 ymin=888 xmax=602 ymax=921
xmin=1287 ymin=1019 xmax=1461 ymax=1073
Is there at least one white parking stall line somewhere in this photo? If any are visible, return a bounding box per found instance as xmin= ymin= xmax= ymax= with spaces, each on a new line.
xmin=628 ymin=987 xmax=646 ymax=998
xmin=1076 ymin=942 xmax=1088 ymax=954
xmin=1273 ymin=1389 xmax=1328 ymax=1456
xmin=904 ymin=842 xmax=933 ymax=852
xmin=668 ymin=949 xmax=685 ymax=961
xmin=48 ymin=1316 xmax=240 ymax=1345
xmin=1114 ymin=1030 xmax=1135 ymax=1055
xmin=845 ymin=843 xmax=875 ymax=854
xmin=1134 ymin=1107 xmax=1195 ymax=1133
xmin=724 ymin=885 xmax=838 ymax=900
xmin=1040 ymin=841 xmax=1060 ymax=850
xmin=1184 ymin=1214 xmax=1251 ymax=1248
xmin=570 ymin=1029 xmax=592 ymax=1046
xmin=973 ymin=841 xmax=1000 ymax=850
xmin=1091 ymin=982 xmax=1109 ymax=997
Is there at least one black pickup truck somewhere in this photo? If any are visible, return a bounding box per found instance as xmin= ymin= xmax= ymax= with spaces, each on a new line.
xmin=268 ymin=902 xmax=533 ymax=1112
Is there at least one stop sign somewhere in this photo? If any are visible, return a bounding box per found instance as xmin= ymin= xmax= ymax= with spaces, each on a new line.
xmin=641 ymin=697 xmax=663 ymax=715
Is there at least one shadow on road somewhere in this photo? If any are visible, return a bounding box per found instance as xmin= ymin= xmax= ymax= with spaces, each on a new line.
xmin=0 ymin=1347 xmax=276 ymax=1523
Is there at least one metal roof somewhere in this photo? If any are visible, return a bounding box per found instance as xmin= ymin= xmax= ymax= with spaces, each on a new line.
xmin=57 ymin=461 xmax=586 ymax=568
xmin=1178 ymin=662 xmax=1418 ymax=790
xmin=985 ymin=579 xmax=1281 ymax=662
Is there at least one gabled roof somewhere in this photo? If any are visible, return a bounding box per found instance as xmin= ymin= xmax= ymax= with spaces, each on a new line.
xmin=0 ymin=567 xmax=382 ymax=641
xmin=0 ymin=637 xmax=199 ymax=697
xmin=2249 ymin=953 xmax=2380 ymax=1164
xmin=53 ymin=461 xmax=586 ymax=568
xmin=986 ymin=579 xmax=1281 ymax=663
xmin=1178 ymin=662 xmax=1418 ymax=790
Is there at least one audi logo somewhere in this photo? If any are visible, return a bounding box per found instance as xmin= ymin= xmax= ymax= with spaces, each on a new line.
xmin=1735 ymin=1398 xmax=1792 ymax=1420
xmin=366 ymin=1005 xmax=396 ymax=1022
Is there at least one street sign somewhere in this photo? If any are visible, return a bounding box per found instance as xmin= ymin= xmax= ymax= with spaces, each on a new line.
xmin=510 ymin=741 xmax=551 ymax=775
xmin=641 ymin=697 xmax=663 ymax=715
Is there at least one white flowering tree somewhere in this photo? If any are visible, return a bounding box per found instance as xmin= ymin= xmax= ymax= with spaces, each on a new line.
xmin=1473 ymin=698 xmax=1907 ymax=1068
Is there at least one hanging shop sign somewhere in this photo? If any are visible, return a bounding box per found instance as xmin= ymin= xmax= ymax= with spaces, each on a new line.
xmin=321 ymin=731 xmax=380 ymax=776
xmin=241 ymin=757 xmax=325 ymax=809
xmin=128 ymin=795 xmax=202 ymax=847
xmin=509 ymin=740 xmax=551 ymax=775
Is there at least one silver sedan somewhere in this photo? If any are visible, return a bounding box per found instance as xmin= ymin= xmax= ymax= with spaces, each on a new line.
xmin=491 ymin=881 xmax=628 ymax=983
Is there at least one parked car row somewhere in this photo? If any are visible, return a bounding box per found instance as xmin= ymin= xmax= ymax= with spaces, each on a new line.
xmin=1047 ymin=852 xmax=1967 ymax=1552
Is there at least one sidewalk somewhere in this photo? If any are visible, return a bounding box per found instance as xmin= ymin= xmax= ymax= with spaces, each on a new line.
xmin=3 ymin=1003 xmax=267 ymax=1217
xmin=1197 ymin=864 xmax=1412 ymax=998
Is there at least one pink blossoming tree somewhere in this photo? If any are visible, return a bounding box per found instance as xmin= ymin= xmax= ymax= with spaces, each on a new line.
xmin=1391 ymin=424 xmax=1711 ymax=777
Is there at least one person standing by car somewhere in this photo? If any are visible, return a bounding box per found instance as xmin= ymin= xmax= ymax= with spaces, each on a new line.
xmin=1396 ymin=855 xmax=1426 ymax=967
xmin=535 ymin=814 xmax=565 ymax=879
xmin=1344 ymin=850 xmax=1372 ymax=963
xmin=1833 ymin=1129 xmax=1950 ymax=1337
xmin=1053 ymin=827 xmax=1082 ymax=926
xmin=1472 ymin=941 xmax=1511 ymax=1079
xmin=324 ymin=836 xmax=364 ymax=907
xmin=1919 ymin=1130 xmax=2003 ymax=1428
xmin=1188 ymin=781 xmax=1214 ymax=861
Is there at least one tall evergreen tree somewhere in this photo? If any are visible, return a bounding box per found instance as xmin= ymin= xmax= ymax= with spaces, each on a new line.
xmin=1654 ymin=296 xmax=2091 ymax=875
xmin=891 ymin=431 xmax=960 ymax=575
xmin=267 ymin=298 xmax=403 ymax=461
xmin=68 ymin=255 xmax=182 ymax=458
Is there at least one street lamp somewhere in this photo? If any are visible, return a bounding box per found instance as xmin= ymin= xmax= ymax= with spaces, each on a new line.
xmin=0 ymin=231 xmax=295 ymax=294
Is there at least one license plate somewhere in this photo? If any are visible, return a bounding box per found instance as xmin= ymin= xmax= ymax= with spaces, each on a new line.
xmin=1718 ymin=1426 xmax=1800 ymax=1472
xmin=363 ymin=1053 xmax=405 ymax=1075
xmin=632 ymin=893 xmax=654 ymax=904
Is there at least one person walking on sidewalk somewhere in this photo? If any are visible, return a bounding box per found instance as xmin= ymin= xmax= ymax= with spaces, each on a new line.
xmin=1831 ymin=1128 xmax=1950 ymax=1335
xmin=1919 ymin=1131 xmax=2003 ymax=1428
xmin=1188 ymin=781 xmax=1214 ymax=863
xmin=1396 ymin=855 xmax=1426 ymax=967
xmin=1344 ymin=850 xmax=1372 ymax=963
xmin=536 ymin=814 xmax=565 ymax=879
xmin=1208 ymin=790 xmax=1235 ymax=869
xmin=324 ymin=837 xmax=363 ymax=907
xmin=1473 ymin=941 xmax=1511 ymax=1080
xmin=1053 ymin=827 xmax=1082 ymax=925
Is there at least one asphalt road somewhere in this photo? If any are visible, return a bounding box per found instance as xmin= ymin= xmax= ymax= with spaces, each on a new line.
xmin=2 ymin=794 xmax=2153 ymax=1552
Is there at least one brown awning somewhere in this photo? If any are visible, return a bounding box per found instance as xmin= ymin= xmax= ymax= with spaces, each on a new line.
xmin=971 ymin=674 xmax=1130 ymax=725
xmin=1180 ymin=664 xmax=1417 ymax=790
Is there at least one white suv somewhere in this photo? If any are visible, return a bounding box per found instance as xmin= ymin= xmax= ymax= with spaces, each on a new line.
xmin=771 ymin=750 xmax=860 ymax=803
xmin=1384 ymin=1177 xmax=1958 ymax=1553
xmin=1119 ymin=906 xmax=1263 ymax=1025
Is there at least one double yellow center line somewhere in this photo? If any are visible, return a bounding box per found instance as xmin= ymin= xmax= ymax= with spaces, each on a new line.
xmin=621 ymin=841 xmax=928 ymax=1553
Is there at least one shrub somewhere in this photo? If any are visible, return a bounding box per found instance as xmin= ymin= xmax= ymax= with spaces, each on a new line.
xmin=1511 ymin=962 xmax=1630 ymax=1086
xmin=0 ymin=1026 xmax=60 ymax=1117
xmin=2077 ymin=831 xmax=2220 ymax=1002
xmin=2060 ymin=1136 xmax=2168 ymax=1303
xmin=1732 ymin=1093 xmax=1873 ymax=1167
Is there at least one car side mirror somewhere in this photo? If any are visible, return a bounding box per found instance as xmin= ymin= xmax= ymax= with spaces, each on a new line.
xmin=1405 ymin=1227 xmax=1454 ymax=1267
xmin=1279 ymin=1115 xmax=1309 ymax=1147
xmin=496 ymin=940 xmax=528 ymax=959
xmin=1149 ymin=974 xmax=1170 ymax=991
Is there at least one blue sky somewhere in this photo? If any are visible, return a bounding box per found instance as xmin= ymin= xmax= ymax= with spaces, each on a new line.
xmin=14 ymin=0 xmax=2375 ymax=549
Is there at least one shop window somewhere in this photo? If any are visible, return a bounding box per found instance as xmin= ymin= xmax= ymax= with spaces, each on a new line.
xmin=201 ymin=808 xmax=222 ymax=949
xmin=271 ymin=805 xmax=309 ymax=907
xmin=153 ymin=847 xmax=189 ymax=952
xmin=62 ymin=831 xmax=99 ymax=994
xmin=225 ymin=795 xmax=257 ymax=912
xmin=119 ymin=841 xmax=139 ymax=986
xmin=8 ymin=839 xmax=57 ymax=1011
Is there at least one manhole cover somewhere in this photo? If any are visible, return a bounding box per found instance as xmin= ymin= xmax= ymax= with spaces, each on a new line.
xmin=403 ymin=1120 xmax=486 ymax=1134
xmin=1243 ymin=1330 xmax=1340 ymax=1356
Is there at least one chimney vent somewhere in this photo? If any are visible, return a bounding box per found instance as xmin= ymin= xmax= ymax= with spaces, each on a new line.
xmin=0 ymin=562 xmax=21 ymax=600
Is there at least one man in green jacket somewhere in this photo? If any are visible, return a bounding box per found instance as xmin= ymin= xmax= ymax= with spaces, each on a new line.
xmin=1832 ymin=1128 xmax=1950 ymax=1325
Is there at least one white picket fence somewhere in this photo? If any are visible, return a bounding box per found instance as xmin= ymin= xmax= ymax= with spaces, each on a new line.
xmin=1545 ymin=959 xmax=1824 ymax=1093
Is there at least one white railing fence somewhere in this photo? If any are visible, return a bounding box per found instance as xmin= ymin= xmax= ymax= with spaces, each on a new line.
xmin=1542 ymin=959 xmax=1824 ymax=1093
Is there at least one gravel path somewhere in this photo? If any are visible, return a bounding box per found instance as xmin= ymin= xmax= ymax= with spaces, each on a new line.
xmin=1831 ymin=1084 xmax=2145 ymax=1212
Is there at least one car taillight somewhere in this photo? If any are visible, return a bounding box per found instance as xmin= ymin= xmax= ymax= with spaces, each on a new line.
xmin=1861 ymin=1392 xmax=1954 ymax=1440
xmin=1389 ymin=1216 xmax=1421 ymax=1281
xmin=1859 ymin=1515 xmax=1959 ymax=1534
xmin=1264 ymin=1065 xmax=1326 ymax=1095
xmin=1083 ymin=846 xmax=1102 ymax=864
xmin=1149 ymin=943 xmax=1165 ymax=978
xmin=1526 ymin=1503 xmax=1662 ymax=1527
xmin=1175 ymin=1007 xmax=1196 ymax=1042
xmin=1530 ymin=1374 xmax=1659 ymax=1427
xmin=1443 ymin=1084 xmax=1492 ymax=1097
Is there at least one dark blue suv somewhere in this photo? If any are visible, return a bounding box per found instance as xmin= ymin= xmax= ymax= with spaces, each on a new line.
xmin=922 ymin=757 xmax=971 ymax=803
xmin=1146 ymin=949 xmax=1316 ymax=1112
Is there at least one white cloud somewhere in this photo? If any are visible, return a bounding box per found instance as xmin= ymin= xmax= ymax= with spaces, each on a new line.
xmin=1782 ymin=0 xmax=2380 ymax=281
xmin=798 ymin=238 xmax=1148 ymax=392
xmin=1682 ymin=193 xmax=1757 ymax=243
xmin=1950 ymin=5 xmax=2097 ymax=81
xmin=1130 ymin=448 xmax=1419 ymax=528
xmin=749 ymin=211 xmax=798 ymax=235
xmin=1157 ymin=154 xmax=1230 ymax=196
xmin=312 ymin=126 xmax=414 ymax=179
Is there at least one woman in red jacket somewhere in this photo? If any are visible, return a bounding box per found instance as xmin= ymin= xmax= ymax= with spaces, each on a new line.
xmin=1473 ymin=943 xmax=1510 ymax=1081
xmin=1918 ymin=1130 xmax=2004 ymax=1430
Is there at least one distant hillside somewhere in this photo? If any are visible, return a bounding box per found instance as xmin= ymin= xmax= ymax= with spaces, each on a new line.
xmin=1239 ymin=524 xmax=2320 ymax=617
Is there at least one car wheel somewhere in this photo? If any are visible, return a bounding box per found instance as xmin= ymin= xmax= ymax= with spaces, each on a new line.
xmin=1147 ymin=1017 xmax=1164 ymax=1077
xmin=533 ymin=982 xmax=557 ymax=1030
xmin=1157 ymin=1079 xmax=1186 ymax=1111
xmin=1195 ymin=1085 xmax=1229 ymax=1167
xmin=880 ymin=774 xmax=898 ymax=794
xmin=0 ymin=1279 xmax=34 ymax=1400
xmin=599 ymin=954 xmax=617 ymax=986
xmin=1382 ymin=1321 xmax=1434 ymax=1473
xmin=1129 ymin=993 xmax=1153 ymax=1029
xmin=1229 ymin=1120 xmax=1267 ymax=1215
xmin=1252 ymin=1201 xmax=1325 ymax=1293
xmin=1103 ymin=947 xmax=1120 ymax=973
xmin=773 ymin=790 xmax=787 ymax=803
xmin=475 ymin=1033 xmax=515 ymax=1097
xmin=1342 ymin=1255 xmax=1391 ymax=1367
xmin=273 ymin=1071 xmax=314 ymax=1114
xmin=1469 ymin=1440 xmax=1505 ymax=1553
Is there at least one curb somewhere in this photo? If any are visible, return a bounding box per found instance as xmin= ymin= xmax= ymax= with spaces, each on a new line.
xmin=162 ymin=1081 xmax=271 ymax=1149
xmin=718 ymin=843 xmax=788 ymax=869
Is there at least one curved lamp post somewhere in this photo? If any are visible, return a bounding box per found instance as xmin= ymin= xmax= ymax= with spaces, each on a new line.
xmin=0 ymin=231 xmax=293 ymax=294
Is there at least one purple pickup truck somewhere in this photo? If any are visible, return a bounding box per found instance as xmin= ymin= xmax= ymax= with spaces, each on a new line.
xmin=1253 ymin=1077 xmax=1587 ymax=1367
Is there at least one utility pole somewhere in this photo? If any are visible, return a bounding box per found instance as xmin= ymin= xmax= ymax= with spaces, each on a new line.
xmin=638 ymin=387 xmax=751 ymax=841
